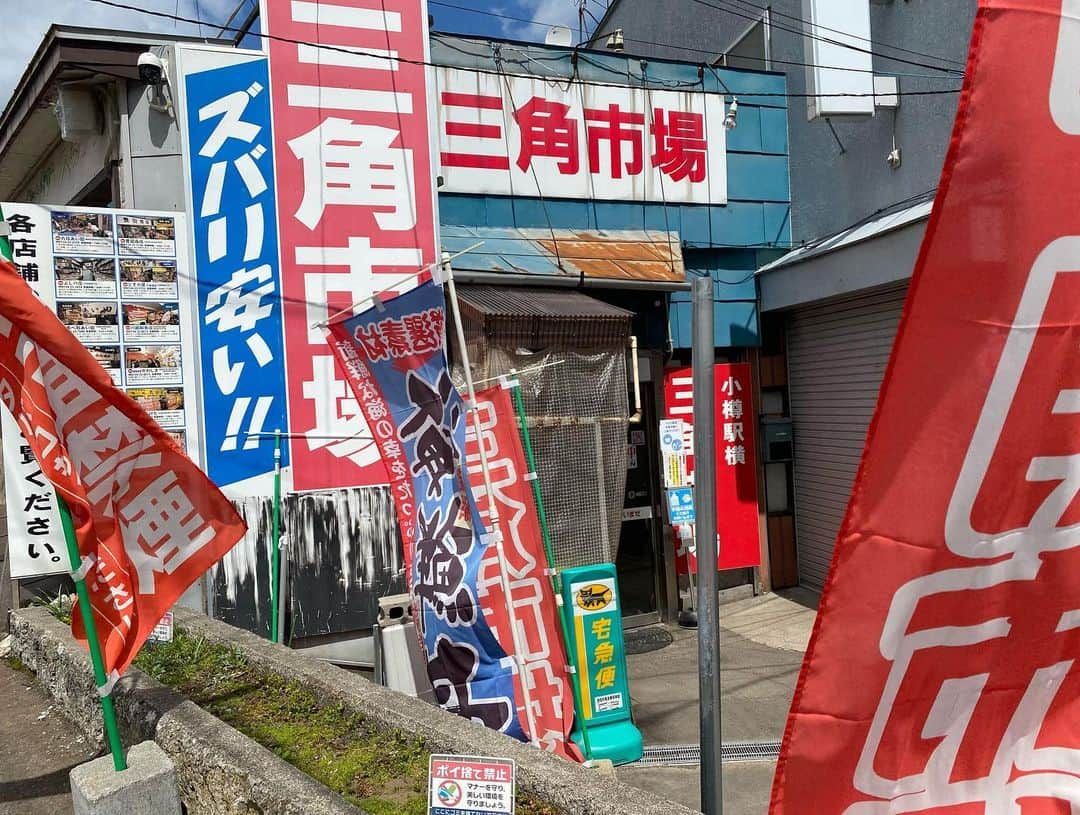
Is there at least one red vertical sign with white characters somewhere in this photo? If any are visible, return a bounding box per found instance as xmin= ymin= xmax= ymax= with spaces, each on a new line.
xmin=262 ymin=0 xmax=438 ymax=490
xmin=664 ymin=363 xmax=761 ymax=571
xmin=771 ymin=2 xmax=1080 ymax=812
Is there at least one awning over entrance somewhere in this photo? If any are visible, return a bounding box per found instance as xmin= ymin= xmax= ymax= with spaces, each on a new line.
xmin=756 ymin=192 xmax=934 ymax=311
xmin=455 ymin=284 xmax=633 ymax=349
xmin=441 ymin=226 xmax=685 ymax=289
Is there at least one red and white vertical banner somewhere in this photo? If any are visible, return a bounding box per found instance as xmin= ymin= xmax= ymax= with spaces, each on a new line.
xmin=664 ymin=363 xmax=760 ymax=571
xmin=262 ymin=0 xmax=439 ymax=490
xmin=771 ymin=2 xmax=1080 ymax=812
xmin=465 ymin=385 xmax=582 ymax=762
xmin=0 ymin=259 xmax=246 ymax=675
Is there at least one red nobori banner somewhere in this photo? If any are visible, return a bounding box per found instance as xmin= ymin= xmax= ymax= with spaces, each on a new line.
xmin=263 ymin=0 xmax=439 ymax=491
xmin=771 ymin=2 xmax=1080 ymax=812
xmin=0 ymin=259 xmax=245 ymax=675
xmin=664 ymin=363 xmax=760 ymax=571
xmin=465 ymin=386 xmax=582 ymax=762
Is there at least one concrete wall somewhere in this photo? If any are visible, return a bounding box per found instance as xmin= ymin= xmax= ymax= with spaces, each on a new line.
xmin=126 ymin=73 xmax=186 ymax=212
xmin=594 ymin=0 xmax=976 ymax=243
xmin=15 ymin=128 xmax=114 ymax=205
xmin=11 ymin=606 xmax=698 ymax=815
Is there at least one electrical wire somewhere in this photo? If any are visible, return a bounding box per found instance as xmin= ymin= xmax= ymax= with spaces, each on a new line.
xmin=619 ymin=36 xmax=960 ymax=80
xmin=426 ymin=0 xmax=964 ymax=76
xmin=683 ymin=0 xmax=963 ymax=74
xmin=84 ymin=0 xmax=961 ymax=100
xmin=713 ymin=0 xmax=965 ymax=69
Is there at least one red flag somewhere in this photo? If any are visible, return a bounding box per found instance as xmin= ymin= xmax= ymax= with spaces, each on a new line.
xmin=771 ymin=2 xmax=1080 ymax=812
xmin=465 ymin=385 xmax=583 ymax=761
xmin=0 ymin=259 xmax=246 ymax=676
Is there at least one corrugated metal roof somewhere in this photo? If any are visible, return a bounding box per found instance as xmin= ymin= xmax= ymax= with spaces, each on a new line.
xmin=442 ymin=226 xmax=684 ymax=283
xmin=456 ymin=285 xmax=633 ymax=348
xmin=456 ymin=285 xmax=634 ymax=319
xmin=758 ymin=192 xmax=935 ymax=274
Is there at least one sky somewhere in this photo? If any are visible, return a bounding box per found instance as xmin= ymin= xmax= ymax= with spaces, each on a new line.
xmin=0 ymin=0 xmax=597 ymax=118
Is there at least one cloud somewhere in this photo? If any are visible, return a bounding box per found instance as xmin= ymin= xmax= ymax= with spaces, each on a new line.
xmin=0 ymin=0 xmax=239 ymax=119
xmin=500 ymin=0 xmax=585 ymax=43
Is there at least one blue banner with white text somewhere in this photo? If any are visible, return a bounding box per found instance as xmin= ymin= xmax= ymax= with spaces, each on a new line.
xmin=326 ymin=282 xmax=525 ymax=740
xmin=185 ymin=56 xmax=288 ymax=489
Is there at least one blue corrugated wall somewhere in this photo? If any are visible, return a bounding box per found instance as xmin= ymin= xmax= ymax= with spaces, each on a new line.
xmin=432 ymin=33 xmax=791 ymax=348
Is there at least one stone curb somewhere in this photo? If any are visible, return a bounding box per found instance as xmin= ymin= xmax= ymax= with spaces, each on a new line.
xmin=11 ymin=607 xmax=374 ymax=815
xmin=12 ymin=606 xmax=699 ymax=815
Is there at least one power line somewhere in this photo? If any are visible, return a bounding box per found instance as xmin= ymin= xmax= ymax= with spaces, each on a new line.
xmin=83 ymin=0 xmax=962 ymax=100
xmin=428 ymin=0 xmax=962 ymax=78
xmin=585 ymin=0 xmax=965 ymax=72
xmin=717 ymin=0 xmax=966 ymax=69
xmin=683 ymin=0 xmax=964 ymax=75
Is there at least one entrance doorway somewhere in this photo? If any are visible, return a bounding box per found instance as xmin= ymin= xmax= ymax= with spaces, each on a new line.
xmin=616 ymin=385 xmax=663 ymax=627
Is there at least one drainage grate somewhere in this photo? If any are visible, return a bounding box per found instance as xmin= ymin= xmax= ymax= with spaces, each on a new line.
xmin=627 ymin=741 xmax=782 ymax=767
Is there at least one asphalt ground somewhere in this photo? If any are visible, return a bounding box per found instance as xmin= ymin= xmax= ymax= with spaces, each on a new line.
xmin=0 ymin=656 xmax=97 ymax=815
xmin=615 ymin=589 xmax=818 ymax=814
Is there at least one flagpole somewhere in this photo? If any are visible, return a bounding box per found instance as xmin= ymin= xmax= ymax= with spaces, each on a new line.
xmin=441 ymin=252 xmax=541 ymax=747
xmin=57 ymin=497 xmax=127 ymax=771
xmin=507 ymin=369 xmax=593 ymax=760
xmin=0 ymin=207 xmax=126 ymax=772
xmin=270 ymin=429 xmax=282 ymax=643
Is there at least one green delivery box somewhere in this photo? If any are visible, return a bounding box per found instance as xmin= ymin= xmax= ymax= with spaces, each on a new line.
xmin=562 ymin=563 xmax=643 ymax=765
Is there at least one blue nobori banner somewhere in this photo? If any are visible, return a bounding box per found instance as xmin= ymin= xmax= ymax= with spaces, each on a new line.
xmin=181 ymin=49 xmax=288 ymax=491
xmin=326 ymin=282 xmax=526 ymax=741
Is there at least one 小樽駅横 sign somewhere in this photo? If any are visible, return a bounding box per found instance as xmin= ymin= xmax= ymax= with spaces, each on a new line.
xmin=428 ymin=755 xmax=515 ymax=815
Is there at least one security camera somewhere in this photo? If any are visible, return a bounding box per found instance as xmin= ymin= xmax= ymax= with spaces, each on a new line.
xmin=138 ymin=51 xmax=165 ymax=85
xmin=886 ymin=147 xmax=902 ymax=170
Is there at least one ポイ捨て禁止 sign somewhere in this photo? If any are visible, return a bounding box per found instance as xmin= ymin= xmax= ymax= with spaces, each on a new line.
xmin=428 ymin=755 xmax=515 ymax=815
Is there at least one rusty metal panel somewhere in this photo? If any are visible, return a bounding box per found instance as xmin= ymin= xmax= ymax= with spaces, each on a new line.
xmin=442 ymin=226 xmax=685 ymax=284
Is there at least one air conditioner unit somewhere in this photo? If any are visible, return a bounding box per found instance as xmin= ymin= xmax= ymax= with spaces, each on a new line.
xmin=54 ymin=86 xmax=100 ymax=142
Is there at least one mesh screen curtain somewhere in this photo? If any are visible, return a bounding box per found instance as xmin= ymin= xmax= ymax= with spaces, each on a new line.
xmin=452 ymin=287 xmax=631 ymax=570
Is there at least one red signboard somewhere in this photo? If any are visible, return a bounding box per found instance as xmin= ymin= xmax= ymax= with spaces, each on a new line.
xmin=465 ymin=385 xmax=582 ymax=761
xmin=263 ymin=0 xmax=438 ymax=490
xmin=664 ymin=363 xmax=760 ymax=571
xmin=771 ymin=2 xmax=1080 ymax=812
xmin=0 ymin=259 xmax=245 ymax=675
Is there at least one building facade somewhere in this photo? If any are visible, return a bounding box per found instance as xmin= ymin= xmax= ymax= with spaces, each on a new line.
xmin=0 ymin=18 xmax=791 ymax=647
xmin=592 ymin=0 xmax=977 ymax=591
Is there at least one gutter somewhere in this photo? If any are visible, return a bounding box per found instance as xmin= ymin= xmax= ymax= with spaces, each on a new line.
xmin=453 ymin=270 xmax=692 ymax=292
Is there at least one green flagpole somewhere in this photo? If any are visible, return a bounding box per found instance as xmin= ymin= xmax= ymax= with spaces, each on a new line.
xmin=508 ymin=370 xmax=593 ymax=760
xmin=58 ymin=498 xmax=127 ymax=771
xmin=270 ymin=429 xmax=281 ymax=643
xmin=0 ymin=206 xmax=126 ymax=771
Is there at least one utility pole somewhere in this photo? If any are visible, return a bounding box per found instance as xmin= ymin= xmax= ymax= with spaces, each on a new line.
xmin=693 ymin=275 xmax=722 ymax=815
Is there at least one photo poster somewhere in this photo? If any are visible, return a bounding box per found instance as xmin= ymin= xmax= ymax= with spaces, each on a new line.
xmin=1 ymin=203 xmax=201 ymax=578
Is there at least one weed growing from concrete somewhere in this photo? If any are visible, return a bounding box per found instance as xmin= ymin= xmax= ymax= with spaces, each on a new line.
xmin=135 ymin=631 xmax=559 ymax=815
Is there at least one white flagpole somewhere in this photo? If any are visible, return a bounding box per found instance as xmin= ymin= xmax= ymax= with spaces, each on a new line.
xmin=441 ymin=251 xmax=541 ymax=747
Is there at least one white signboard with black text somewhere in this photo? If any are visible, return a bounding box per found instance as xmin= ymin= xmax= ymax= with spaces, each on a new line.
xmin=2 ymin=204 xmax=200 ymax=579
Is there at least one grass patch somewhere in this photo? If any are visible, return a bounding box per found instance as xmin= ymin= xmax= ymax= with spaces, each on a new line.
xmin=6 ymin=655 xmax=31 ymax=675
xmin=135 ymin=632 xmax=559 ymax=815
xmin=30 ymin=592 xmax=73 ymax=625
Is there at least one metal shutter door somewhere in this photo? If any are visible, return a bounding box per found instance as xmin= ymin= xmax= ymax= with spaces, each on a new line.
xmin=786 ymin=284 xmax=908 ymax=592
